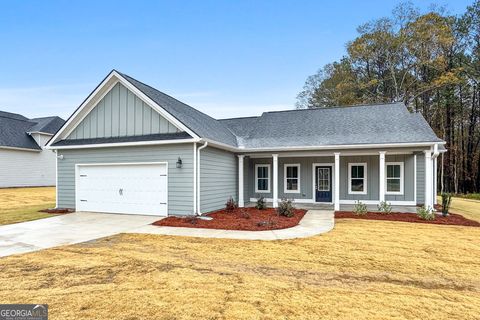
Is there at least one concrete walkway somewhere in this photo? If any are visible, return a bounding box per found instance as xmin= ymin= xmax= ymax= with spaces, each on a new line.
xmin=129 ymin=210 xmax=334 ymax=240
xmin=0 ymin=212 xmax=159 ymax=257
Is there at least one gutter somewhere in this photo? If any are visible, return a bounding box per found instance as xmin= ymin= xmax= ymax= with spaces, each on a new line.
xmin=196 ymin=141 xmax=208 ymax=215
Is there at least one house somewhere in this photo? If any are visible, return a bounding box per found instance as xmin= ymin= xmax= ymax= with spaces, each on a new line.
xmin=46 ymin=70 xmax=446 ymax=216
xmin=0 ymin=111 xmax=64 ymax=188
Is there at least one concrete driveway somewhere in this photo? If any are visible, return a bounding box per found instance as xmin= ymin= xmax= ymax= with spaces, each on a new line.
xmin=0 ymin=212 xmax=160 ymax=257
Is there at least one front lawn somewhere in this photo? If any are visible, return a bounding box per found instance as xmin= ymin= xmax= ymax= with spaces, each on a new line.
xmin=0 ymin=200 xmax=478 ymax=319
xmin=0 ymin=187 xmax=56 ymax=225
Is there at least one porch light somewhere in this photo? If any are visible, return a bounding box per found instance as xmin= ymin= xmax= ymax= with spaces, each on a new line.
xmin=176 ymin=157 xmax=183 ymax=168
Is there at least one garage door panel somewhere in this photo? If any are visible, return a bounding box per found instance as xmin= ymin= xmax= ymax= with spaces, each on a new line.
xmin=76 ymin=163 xmax=168 ymax=216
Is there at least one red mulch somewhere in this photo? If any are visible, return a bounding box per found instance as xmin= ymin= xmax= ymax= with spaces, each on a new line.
xmin=335 ymin=211 xmax=480 ymax=227
xmin=153 ymin=207 xmax=307 ymax=231
xmin=38 ymin=208 xmax=74 ymax=214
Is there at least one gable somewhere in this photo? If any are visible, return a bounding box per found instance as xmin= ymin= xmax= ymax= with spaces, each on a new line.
xmin=66 ymin=82 xmax=182 ymax=140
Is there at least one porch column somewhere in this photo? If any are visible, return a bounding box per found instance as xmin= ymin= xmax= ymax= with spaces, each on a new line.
xmin=238 ymin=155 xmax=244 ymax=208
xmin=433 ymin=156 xmax=438 ymax=205
xmin=424 ymin=150 xmax=433 ymax=209
xmin=334 ymin=153 xmax=340 ymax=211
xmin=272 ymin=154 xmax=278 ymax=208
xmin=379 ymin=151 xmax=386 ymax=203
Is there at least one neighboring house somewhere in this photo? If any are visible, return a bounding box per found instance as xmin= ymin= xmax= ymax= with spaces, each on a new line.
xmin=46 ymin=70 xmax=446 ymax=216
xmin=0 ymin=111 xmax=64 ymax=188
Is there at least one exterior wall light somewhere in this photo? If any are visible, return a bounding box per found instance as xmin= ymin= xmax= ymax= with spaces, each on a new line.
xmin=176 ymin=157 xmax=183 ymax=168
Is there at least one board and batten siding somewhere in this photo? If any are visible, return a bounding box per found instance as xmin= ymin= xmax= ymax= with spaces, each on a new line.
xmin=416 ymin=152 xmax=425 ymax=204
xmin=57 ymin=143 xmax=194 ymax=215
xmin=66 ymin=82 xmax=181 ymax=140
xmin=199 ymin=146 xmax=238 ymax=213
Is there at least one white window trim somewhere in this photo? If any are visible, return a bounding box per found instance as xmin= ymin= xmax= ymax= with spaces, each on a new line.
xmin=255 ymin=164 xmax=271 ymax=193
xmin=348 ymin=162 xmax=368 ymax=195
xmin=284 ymin=163 xmax=301 ymax=193
xmin=385 ymin=162 xmax=404 ymax=195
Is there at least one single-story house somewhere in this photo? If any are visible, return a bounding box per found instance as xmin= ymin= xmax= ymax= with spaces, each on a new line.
xmin=46 ymin=70 xmax=446 ymax=216
xmin=0 ymin=111 xmax=64 ymax=188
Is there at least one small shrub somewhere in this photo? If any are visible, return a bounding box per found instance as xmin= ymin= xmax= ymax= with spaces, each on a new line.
xmin=185 ymin=215 xmax=198 ymax=225
xmin=416 ymin=206 xmax=435 ymax=220
xmin=441 ymin=193 xmax=452 ymax=217
xmin=225 ymin=197 xmax=237 ymax=212
xmin=277 ymin=198 xmax=294 ymax=217
xmin=353 ymin=200 xmax=367 ymax=215
xmin=240 ymin=209 xmax=251 ymax=219
xmin=377 ymin=201 xmax=392 ymax=214
xmin=255 ymin=196 xmax=267 ymax=210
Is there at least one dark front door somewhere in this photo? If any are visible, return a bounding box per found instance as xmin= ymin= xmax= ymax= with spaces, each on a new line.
xmin=315 ymin=166 xmax=332 ymax=202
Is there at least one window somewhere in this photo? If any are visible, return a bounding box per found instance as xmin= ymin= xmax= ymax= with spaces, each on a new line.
xmin=255 ymin=164 xmax=270 ymax=193
xmin=386 ymin=162 xmax=404 ymax=194
xmin=348 ymin=163 xmax=367 ymax=194
xmin=284 ymin=164 xmax=300 ymax=193
xmin=317 ymin=168 xmax=330 ymax=191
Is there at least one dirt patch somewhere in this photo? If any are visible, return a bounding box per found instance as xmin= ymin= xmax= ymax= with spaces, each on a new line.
xmin=39 ymin=208 xmax=74 ymax=214
xmin=153 ymin=207 xmax=307 ymax=231
xmin=335 ymin=211 xmax=480 ymax=227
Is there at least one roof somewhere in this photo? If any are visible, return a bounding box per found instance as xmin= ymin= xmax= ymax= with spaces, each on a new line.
xmin=219 ymin=103 xmax=443 ymax=148
xmin=117 ymin=72 xmax=442 ymax=149
xmin=52 ymin=132 xmax=191 ymax=147
xmin=0 ymin=111 xmax=65 ymax=150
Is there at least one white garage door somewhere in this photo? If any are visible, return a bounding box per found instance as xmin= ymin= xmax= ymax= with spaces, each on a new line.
xmin=76 ymin=162 xmax=168 ymax=216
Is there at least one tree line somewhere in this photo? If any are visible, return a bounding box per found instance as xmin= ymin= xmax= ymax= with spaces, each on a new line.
xmin=296 ymin=1 xmax=480 ymax=194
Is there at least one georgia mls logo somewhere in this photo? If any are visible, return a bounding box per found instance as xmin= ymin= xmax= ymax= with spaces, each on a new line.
xmin=0 ymin=304 xmax=48 ymax=320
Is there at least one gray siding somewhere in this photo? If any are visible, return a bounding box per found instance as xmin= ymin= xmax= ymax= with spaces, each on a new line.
xmin=200 ymin=146 xmax=237 ymax=213
xmin=57 ymin=143 xmax=194 ymax=215
xmin=416 ymin=152 xmax=425 ymax=204
xmin=67 ymin=82 xmax=181 ymax=140
xmin=247 ymin=154 xmax=416 ymax=203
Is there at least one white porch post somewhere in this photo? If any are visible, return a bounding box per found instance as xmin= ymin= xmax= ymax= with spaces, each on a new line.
xmin=238 ymin=155 xmax=244 ymax=208
xmin=379 ymin=151 xmax=386 ymax=203
xmin=272 ymin=154 xmax=278 ymax=208
xmin=433 ymin=156 xmax=438 ymax=205
xmin=424 ymin=150 xmax=433 ymax=209
xmin=334 ymin=153 xmax=340 ymax=211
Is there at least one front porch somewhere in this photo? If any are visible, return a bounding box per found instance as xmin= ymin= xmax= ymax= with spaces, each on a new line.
xmin=237 ymin=148 xmax=439 ymax=212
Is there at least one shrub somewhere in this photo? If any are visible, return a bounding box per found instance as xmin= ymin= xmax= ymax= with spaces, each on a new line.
xmin=277 ymin=198 xmax=294 ymax=217
xmin=225 ymin=197 xmax=237 ymax=212
xmin=441 ymin=193 xmax=452 ymax=217
xmin=353 ymin=200 xmax=367 ymax=215
xmin=255 ymin=196 xmax=267 ymax=210
xmin=377 ymin=201 xmax=392 ymax=214
xmin=416 ymin=206 xmax=435 ymax=220
xmin=240 ymin=208 xmax=251 ymax=219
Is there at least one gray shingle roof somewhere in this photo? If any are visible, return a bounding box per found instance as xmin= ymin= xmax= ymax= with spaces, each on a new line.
xmin=115 ymin=72 xmax=442 ymax=150
xmin=0 ymin=111 xmax=65 ymax=150
xmin=222 ymin=103 xmax=443 ymax=149
xmin=52 ymin=132 xmax=191 ymax=146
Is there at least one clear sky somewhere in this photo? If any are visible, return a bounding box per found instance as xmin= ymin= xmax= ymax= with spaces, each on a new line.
xmin=0 ymin=0 xmax=472 ymax=120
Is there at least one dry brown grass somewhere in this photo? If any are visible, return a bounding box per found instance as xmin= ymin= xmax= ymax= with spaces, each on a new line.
xmin=0 ymin=217 xmax=479 ymax=319
xmin=448 ymin=197 xmax=480 ymax=222
xmin=0 ymin=187 xmax=55 ymax=225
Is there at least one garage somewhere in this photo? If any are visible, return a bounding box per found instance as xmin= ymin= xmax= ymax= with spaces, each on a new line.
xmin=75 ymin=162 xmax=168 ymax=216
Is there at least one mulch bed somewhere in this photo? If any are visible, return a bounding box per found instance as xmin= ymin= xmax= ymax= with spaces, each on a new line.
xmin=335 ymin=211 xmax=480 ymax=227
xmin=39 ymin=208 xmax=74 ymax=214
xmin=153 ymin=207 xmax=307 ymax=231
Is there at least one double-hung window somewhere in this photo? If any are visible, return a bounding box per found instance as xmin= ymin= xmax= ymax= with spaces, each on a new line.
xmin=284 ymin=164 xmax=300 ymax=193
xmin=386 ymin=162 xmax=404 ymax=194
xmin=348 ymin=163 xmax=367 ymax=194
xmin=255 ymin=164 xmax=270 ymax=193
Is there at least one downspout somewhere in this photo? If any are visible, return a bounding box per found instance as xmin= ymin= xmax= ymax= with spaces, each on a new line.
xmin=432 ymin=143 xmax=440 ymax=205
xmin=196 ymin=141 xmax=208 ymax=215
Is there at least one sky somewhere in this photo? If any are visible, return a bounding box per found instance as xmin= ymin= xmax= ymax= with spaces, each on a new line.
xmin=0 ymin=0 xmax=472 ymax=120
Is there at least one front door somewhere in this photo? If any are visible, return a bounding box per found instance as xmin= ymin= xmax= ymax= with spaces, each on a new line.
xmin=315 ymin=166 xmax=332 ymax=202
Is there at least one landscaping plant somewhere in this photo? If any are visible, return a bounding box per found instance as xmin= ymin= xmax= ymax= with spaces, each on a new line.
xmin=353 ymin=200 xmax=367 ymax=215
xmin=277 ymin=198 xmax=294 ymax=217
xmin=255 ymin=196 xmax=267 ymax=210
xmin=441 ymin=193 xmax=452 ymax=217
xmin=416 ymin=206 xmax=435 ymax=221
xmin=225 ymin=197 xmax=238 ymax=212
xmin=377 ymin=201 xmax=392 ymax=214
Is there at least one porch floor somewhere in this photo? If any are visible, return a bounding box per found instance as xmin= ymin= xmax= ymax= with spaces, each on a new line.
xmin=245 ymin=202 xmax=418 ymax=213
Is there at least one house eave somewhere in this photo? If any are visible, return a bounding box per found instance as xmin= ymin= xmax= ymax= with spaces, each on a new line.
xmin=46 ymin=138 xmax=199 ymax=150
